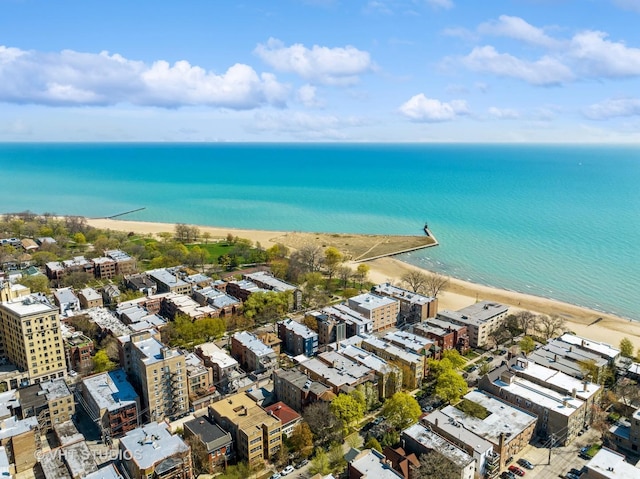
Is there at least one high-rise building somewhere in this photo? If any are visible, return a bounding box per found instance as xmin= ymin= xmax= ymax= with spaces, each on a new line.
xmin=0 ymin=294 xmax=67 ymax=385
xmin=120 ymin=330 xmax=188 ymax=422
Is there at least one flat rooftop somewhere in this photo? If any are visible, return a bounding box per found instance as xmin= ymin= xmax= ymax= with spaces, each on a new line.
xmin=245 ymin=271 xmax=296 ymax=291
xmin=438 ymin=390 xmax=537 ymax=446
xmin=133 ymin=336 xmax=182 ymax=365
xmin=403 ymin=423 xmax=474 ymax=469
xmin=373 ymin=282 xmax=436 ymax=304
xmin=233 ymin=331 xmax=275 ymax=358
xmin=82 ymin=369 xmax=139 ymax=412
xmin=425 ymin=409 xmax=494 ymax=454
xmin=300 ymin=352 xmax=373 ymax=389
xmin=513 ymin=359 xmax=600 ymax=400
xmin=338 ymin=344 xmax=394 ymax=375
xmin=383 ymin=331 xmax=434 ymax=353
xmin=349 ymin=292 xmax=398 ymax=311
xmin=559 ymin=333 xmax=620 ymax=361
xmin=586 ymin=447 xmax=640 ymax=479
xmin=350 ymin=449 xmax=404 ymax=479
xmin=279 ymin=318 xmax=318 ymax=339
xmin=439 ymin=300 xmax=508 ymax=325
xmin=120 ymin=422 xmax=190 ymax=470
xmin=0 ymin=294 xmax=57 ymax=316
xmin=197 ymin=342 xmax=239 ymax=369
xmin=362 ymin=336 xmax=423 ymax=365
xmin=274 ymin=368 xmax=332 ymax=397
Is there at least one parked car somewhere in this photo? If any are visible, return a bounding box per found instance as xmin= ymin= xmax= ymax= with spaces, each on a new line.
xmin=486 ymin=356 xmax=494 ymax=362
xmin=500 ymin=472 xmax=516 ymax=479
xmin=270 ymin=474 xmax=282 ymax=479
xmin=373 ymin=417 xmax=384 ymax=425
xmin=566 ymin=473 xmax=580 ymax=479
xmin=296 ymin=459 xmax=309 ymax=469
xmin=508 ymin=465 xmax=525 ymax=476
xmin=281 ymin=465 xmax=295 ymax=476
xmin=505 ymin=456 xmax=514 ymax=465
xmin=517 ymin=458 xmax=534 ymax=470
xmin=569 ymin=468 xmax=583 ymax=476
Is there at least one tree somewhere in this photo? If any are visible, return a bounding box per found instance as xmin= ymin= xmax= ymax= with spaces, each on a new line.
xmin=328 ymin=443 xmax=346 ymax=473
xmin=364 ymin=436 xmax=382 ymax=452
xmin=309 ymin=449 xmax=330 ymax=476
xmin=93 ymin=349 xmax=116 ymax=373
xmin=578 ymin=359 xmax=600 ymax=383
xmin=18 ymin=274 xmax=50 ymax=294
xmin=620 ymin=337 xmax=634 ymax=358
xmin=303 ymin=402 xmax=343 ymax=447
xmin=72 ymin=232 xmax=86 ymax=244
xmin=31 ymin=250 xmax=58 ymax=267
xmin=423 ymin=271 xmax=450 ymax=298
xmin=380 ymin=392 xmax=422 ymax=430
xmin=242 ymin=291 xmax=291 ymax=325
xmin=478 ymin=362 xmax=493 ymax=376
xmin=500 ymin=314 xmax=523 ymax=343
xmin=293 ymin=244 xmax=324 ymax=274
xmin=61 ymin=271 xmax=93 ymax=289
xmin=289 ymin=423 xmax=313 ymax=459
xmin=337 ymin=265 xmax=353 ymax=288
xmin=355 ymin=264 xmax=370 ymax=288
xmin=266 ymin=243 xmax=289 ymax=261
xmin=401 ymin=270 xmax=428 ymax=293
xmin=187 ymin=246 xmax=209 ymax=272
xmin=202 ymin=231 xmax=212 ymax=244
xmin=535 ymin=314 xmax=566 ymax=340
xmin=441 ymin=349 xmax=466 ymax=370
xmin=514 ymin=310 xmax=538 ymax=336
xmin=324 ymin=247 xmax=343 ymax=282
xmin=519 ymin=336 xmax=536 ymax=355
xmin=416 ymin=451 xmax=459 ymax=479
xmin=435 ymin=370 xmax=467 ymax=404
xmin=330 ymin=394 xmax=365 ymax=430
xmin=185 ymin=434 xmax=213 ymax=475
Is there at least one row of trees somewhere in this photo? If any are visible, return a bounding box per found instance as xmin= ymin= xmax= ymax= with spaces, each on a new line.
xmin=490 ymin=310 xmax=567 ymax=347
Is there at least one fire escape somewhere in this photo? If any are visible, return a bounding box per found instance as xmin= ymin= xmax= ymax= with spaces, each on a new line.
xmin=485 ymin=450 xmax=500 ymax=478
xmin=165 ymin=370 xmax=183 ymax=418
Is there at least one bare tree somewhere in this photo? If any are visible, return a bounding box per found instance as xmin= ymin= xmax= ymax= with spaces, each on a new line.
xmin=415 ymin=451 xmax=459 ymax=479
xmin=535 ymin=314 xmax=566 ymax=341
xmin=291 ymin=244 xmax=324 ymax=274
xmin=337 ymin=265 xmax=353 ymax=288
xmin=424 ymin=271 xmax=450 ymax=298
xmin=515 ymin=311 xmax=538 ymax=336
xmin=402 ymin=270 xmax=429 ymax=293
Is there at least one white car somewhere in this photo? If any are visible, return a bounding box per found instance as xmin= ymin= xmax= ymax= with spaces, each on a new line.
xmin=281 ymin=465 xmax=295 ymax=476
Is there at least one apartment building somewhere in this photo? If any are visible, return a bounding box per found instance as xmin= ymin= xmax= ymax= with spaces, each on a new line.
xmin=277 ymin=318 xmax=318 ymax=357
xmin=120 ymin=330 xmax=188 ymax=422
xmin=184 ymin=352 xmax=215 ymax=410
xmin=104 ymin=250 xmax=137 ymax=276
xmin=160 ymin=292 xmax=217 ymax=320
xmin=184 ymin=414 xmax=234 ymax=470
xmin=146 ymin=269 xmax=193 ymax=295
xmin=45 ymin=256 xmax=94 ymax=282
xmin=383 ymin=331 xmax=437 ymax=358
xmin=0 ymin=415 xmax=38 ymax=474
xmin=124 ymin=274 xmax=158 ymax=296
xmin=264 ymin=402 xmax=302 ymax=437
xmin=306 ymin=310 xmax=347 ymax=345
xmin=81 ymin=369 xmax=139 ymax=439
xmin=558 ymin=333 xmax=620 ymax=364
xmin=19 ymin=378 xmax=74 ymax=431
xmin=119 ymin=421 xmax=193 ymax=479
xmin=347 ymin=293 xmax=400 ymax=332
xmin=209 ymin=392 xmax=282 ymax=466
xmin=425 ymin=390 xmax=537 ymax=473
xmin=193 ymin=286 xmax=242 ymax=316
xmin=372 ymin=282 xmax=438 ymax=323
xmin=337 ymin=344 xmax=402 ymax=399
xmin=309 ymin=305 xmax=373 ymax=341
xmin=299 ymin=351 xmax=376 ymax=395
xmin=63 ymin=331 xmax=94 ymax=375
xmin=195 ymin=342 xmax=240 ymax=394
xmin=438 ymin=301 xmax=509 ymax=348
xmin=361 ymin=336 xmax=425 ymax=389
xmin=479 ymin=361 xmax=588 ymax=445
xmin=231 ymin=331 xmax=277 ymax=375
xmin=77 ymin=287 xmax=103 ymax=309
xmin=348 ymin=449 xmax=405 ymax=479
xmin=0 ymin=294 xmax=67 ymax=384
xmin=53 ymin=288 xmax=80 ymax=316
xmin=583 ymin=448 xmax=640 ymax=479
xmin=413 ymin=317 xmax=470 ymax=353
xmin=401 ymin=423 xmax=475 ymax=479
xmin=225 ymin=279 xmax=268 ymax=302
xmin=610 ymin=407 xmax=640 ymax=455
xmin=272 ymin=368 xmax=335 ymax=413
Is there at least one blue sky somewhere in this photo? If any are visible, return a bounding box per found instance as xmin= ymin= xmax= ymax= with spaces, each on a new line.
xmin=1 ymin=0 xmax=640 ymax=142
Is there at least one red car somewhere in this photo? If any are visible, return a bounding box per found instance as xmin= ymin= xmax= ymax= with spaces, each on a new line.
xmin=508 ymin=465 xmax=525 ymax=476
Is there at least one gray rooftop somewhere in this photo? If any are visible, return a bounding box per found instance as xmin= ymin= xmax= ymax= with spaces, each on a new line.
xmin=558 ymin=333 xmax=620 ymax=361
xmin=300 ymin=352 xmax=373 ymax=389
xmin=349 ymin=449 xmax=404 ymax=479
xmin=54 ymin=288 xmax=79 ymax=304
xmin=0 ymin=415 xmax=38 ymax=440
xmin=362 ymin=336 xmax=423 ymax=364
xmin=85 ymin=307 xmax=132 ymax=336
xmin=439 ymin=300 xmax=508 ymax=325
xmin=146 ymin=268 xmax=189 ymax=288
xmin=337 ymin=344 xmax=394 ymax=375
xmin=383 ymin=331 xmax=434 ymax=353
xmin=233 ymin=331 xmax=275 ymax=358
xmin=274 ymin=368 xmax=331 ymax=396
xmin=104 ymin=249 xmax=133 ymax=262
xmin=133 ymin=336 xmax=182 ymax=365
xmin=373 ymin=282 xmax=436 ymax=305
xmin=196 ymin=342 xmax=238 ymax=369
xmin=279 ymin=318 xmax=318 ymax=339
xmin=402 ymin=423 xmax=474 ymax=469
xmin=120 ymin=422 xmax=190 ymax=470
xmin=82 ymin=369 xmax=139 ymax=412
xmin=244 ymin=271 xmax=296 ymax=292
xmin=184 ymin=415 xmax=232 ymax=452
xmin=63 ymin=441 xmax=98 ymax=478
xmin=0 ymin=294 xmax=57 ymax=316
xmin=79 ymin=287 xmax=102 ymax=301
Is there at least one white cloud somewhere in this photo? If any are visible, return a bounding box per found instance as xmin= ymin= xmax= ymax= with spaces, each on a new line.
xmin=0 ymin=46 xmax=289 ymax=108
xmin=460 ymin=46 xmax=574 ymax=85
xmin=399 ymin=94 xmax=469 ymax=122
xmin=254 ymin=38 xmax=374 ymax=85
xmin=613 ymin=0 xmax=640 ymax=13
xmin=488 ymin=107 xmax=520 ymax=119
xmin=569 ymin=30 xmax=640 ymax=77
xmin=296 ymin=84 xmax=324 ymax=107
xmin=583 ymin=98 xmax=640 ymax=119
xmin=478 ymin=15 xmax=560 ymax=49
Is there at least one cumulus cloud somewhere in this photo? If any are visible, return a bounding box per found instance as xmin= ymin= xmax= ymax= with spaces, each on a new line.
xmin=583 ymin=98 xmax=640 ymax=119
xmin=461 ymin=46 xmax=574 ymax=85
xmin=478 ymin=15 xmax=560 ymax=49
xmin=569 ymin=31 xmax=640 ymax=77
xmin=0 ymin=45 xmax=289 ymax=108
xmin=488 ymin=107 xmax=520 ymax=119
xmin=254 ymin=38 xmax=374 ymax=85
xmin=296 ymin=84 xmax=324 ymax=107
xmin=399 ymin=94 xmax=469 ymax=122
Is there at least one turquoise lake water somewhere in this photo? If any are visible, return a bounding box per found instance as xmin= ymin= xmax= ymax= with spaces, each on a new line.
xmin=0 ymin=143 xmax=638 ymax=319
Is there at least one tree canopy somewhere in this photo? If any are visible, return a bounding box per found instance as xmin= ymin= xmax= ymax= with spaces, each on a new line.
xmin=289 ymin=423 xmax=313 ymax=459
xmin=435 ymin=369 xmax=467 ymax=404
xmin=620 ymin=337 xmax=634 ymax=358
xmin=380 ymin=392 xmax=422 ymax=430
xmin=330 ymin=393 xmax=365 ymax=430
xmin=242 ymin=291 xmax=291 ymax=325
xmin=417 ymin=451 xmax=459 ymax=479
xmin=519 ymin=336 xmax=536 ymax=355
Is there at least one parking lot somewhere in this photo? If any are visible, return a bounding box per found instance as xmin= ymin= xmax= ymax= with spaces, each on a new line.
xmin=500 ymin=427 xmax=600 ymax=479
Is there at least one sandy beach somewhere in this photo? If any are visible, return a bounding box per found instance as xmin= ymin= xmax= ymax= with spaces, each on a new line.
xmin=87 ymin=218 xmax=640 ymax=351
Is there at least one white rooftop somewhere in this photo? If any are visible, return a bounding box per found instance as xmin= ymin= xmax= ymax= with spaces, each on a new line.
xmin=491 ymin=375 xmax=583 ymax=416
xmin=86 ymin=307 xmax=132 ymax=336
xmin=233 ymin=331 xmax=275 ymax=358
xmin=338 ymin=344 xmax=394 ymax=375
xmin=384 ymin=330 xmax=434 ymax=353
xmin=362 ymin=336 xmax=423 ymax=364
xmin=79 ymin=287 xmax=102 ymax=301
xmin=120 ymin=422 xmax=190 ymax=470
xmin=559 ymin=333 xmax=620 ymax=360
xmin=196 ymin=342 xmax=238 ymax=369
xmin=133 ymin=336 xmax=182 ymax=365
xmin=425 ymin=409 xmax=494 ymax=454
xmin=82 ymin=369 xmax=138 ymax=412
xmin=349 ymin=292 xmax=398 ymax=311
xmin=0 ymin=294 xmax=57 ymax=316
xmin=350 ymin=449 xmax=404 ymax=479
xmin=403 ymin=423 xmax=474 ymax=469
xmin=245 ymin=271 xmax=297 ymax=291
xmin=513 ymin=359 xmax=600 ymax=400
xmin=84 ymin=464 xmax=125 ymax=479
xmin=279 ymin=318 xmax=318 ymax=339
xmin=586 ymin=447 xmax=640 ymax=479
